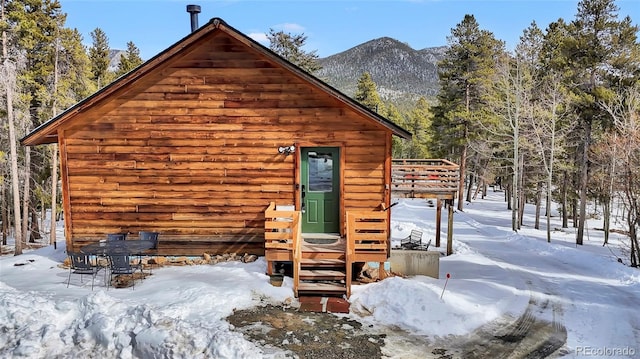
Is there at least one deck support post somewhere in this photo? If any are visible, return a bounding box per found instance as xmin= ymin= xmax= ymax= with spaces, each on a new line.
xmin=447 ymin=199 xmax=454 ymax=255
xmin=435 ymin=199 xmax=442 ymax=247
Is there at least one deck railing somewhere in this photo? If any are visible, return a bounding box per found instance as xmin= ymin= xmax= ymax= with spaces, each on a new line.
xmin=264 ymin=202 xmax=302 ymax=295
xmin=345 ymin=210 xmax=389 ymax=298
xmin=391 ymin=158 xmax=459 ymax=198
xmin=292 ymin=213 xmax=302 ymax=297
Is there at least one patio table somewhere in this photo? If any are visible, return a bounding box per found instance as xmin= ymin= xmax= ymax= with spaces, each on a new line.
xmin=80 ymin=240 xmax=155 ymax=256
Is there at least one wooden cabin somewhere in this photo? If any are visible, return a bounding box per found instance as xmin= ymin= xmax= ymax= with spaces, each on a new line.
xmin=21 ymin=17 xmax=411 ymax=272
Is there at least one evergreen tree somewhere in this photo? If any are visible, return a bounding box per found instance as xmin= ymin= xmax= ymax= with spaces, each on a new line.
xmin=384 ymin=103 xmax=408 ymax=158
xmin=116 ymin=41 xmax=142 ymax=77
xmin=89 ymin=27 xmax=110 ymax=87
xmin=5 ymin=0 xmax=71 ymax=248
xmin=432 ymin=14 xmax=505 ymax=211
xmin=58 ymin=27 xmax=95 ymax=103
xmin=558 ymin=0 xmax=640 ymax=245
xmin=8 ymin=0 xmax=63 ymax=123
xmin=354 ymin=72 xmax=384 ymax=113
xmin=2 ymin=0 xmax=93 ymax=252
xmin=267 ymin=29 xmax=321 ymax=74
xmin=404 ymin=97 xmax=432 ymax=159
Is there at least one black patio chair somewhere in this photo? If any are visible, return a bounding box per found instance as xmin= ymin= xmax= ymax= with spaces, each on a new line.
xmin=67 ymin=252 xmax=99 ymax=290
xmin=401 ymin=229 xmax=423 ymax=250
xmin=138 ymin=231 xmax=159 ymax=273
xmin=108 ymin=254 xmax=143 ymax=290
xmin=107 ymin=233 xmax=127 ymax=241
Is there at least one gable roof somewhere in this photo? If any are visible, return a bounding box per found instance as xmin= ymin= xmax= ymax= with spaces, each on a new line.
xmin=21 ymin=17 xmax=411 ymax=146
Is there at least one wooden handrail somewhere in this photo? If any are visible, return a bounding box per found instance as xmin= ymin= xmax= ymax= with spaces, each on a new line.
xmin=264 ymin=202 xmax=298 ymax=251
xmin=346 ymin=210 xmax=389 ymax=298
xmin=264 ymin=202 xmax=302 ymax=295
xmin=292 ymin=211 xmax=302 ymax=297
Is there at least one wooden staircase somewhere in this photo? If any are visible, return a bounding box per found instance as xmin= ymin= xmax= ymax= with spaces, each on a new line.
xmin=297 ymin=236 xmax=347 ymax=297
xmin=264 ymin=202 xmax=388 ymax=299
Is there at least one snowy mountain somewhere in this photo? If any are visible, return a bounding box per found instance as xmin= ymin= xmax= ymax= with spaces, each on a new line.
xmin=317 ymin=37 xmax=446 ymax=103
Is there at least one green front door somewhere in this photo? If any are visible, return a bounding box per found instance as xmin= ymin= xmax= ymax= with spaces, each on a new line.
xmin=301 ymin=147 xmax=340 ymax=233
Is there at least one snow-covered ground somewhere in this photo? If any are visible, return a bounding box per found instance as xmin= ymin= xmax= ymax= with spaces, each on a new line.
xmin=1 ymin=191 xmax=639 ymax=358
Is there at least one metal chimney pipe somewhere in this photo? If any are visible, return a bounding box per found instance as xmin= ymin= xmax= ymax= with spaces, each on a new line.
xmin=186 ymin=4 xmax=201 ymax=33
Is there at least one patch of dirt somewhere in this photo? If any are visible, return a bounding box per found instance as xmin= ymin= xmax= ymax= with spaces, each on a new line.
xmin=228 ymin=296 xmax=569 ymax=359
xmin=227 ymin=305 xmax=386 ymax=358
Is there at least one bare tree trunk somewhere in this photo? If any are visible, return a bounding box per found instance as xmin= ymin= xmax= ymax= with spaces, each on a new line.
xmin=603 ymin=138 xmax=616 ymax=245
xmin=472 ymin=178 xmax=483 ymax=200
xmin=482 ymin=180 xmax=487 ymax=199
xmin=458 ymin=83 xmax=470 ymax=212
xmin=628 ymin=217 xmax=638 ymax=267
xmin=561 ymin=171 xmax=568 ymax=228
xmin=1 ymin=180 xmax=7 ymax=245
xmin=29 ymin=206 xmax=40 ymax=242
xmin=518 ymin=155 xmax=525 ymax=229
xmin=535 ymin=182 xmax=542 ymax=230
xmin=6 ymin=76 xmax=21 ymax=255
xmin=457 ymin=125 xmax=468 ymax=211
xmin=50 ymin=32 xmax=60 ymax=249
xmin=2 ymin=0 xmax=22 ymax=255
xmin=603 ymin=199 xmax=611 ymax=245
xmin=573 ymin=197 xmax=578 ymax=228
xmin=577 ymin=120 xmax=592 ymax=245
xmin=466 ymin=156 xmax=477 ymax=203
xmin=50 ymin=145 xmax=58 ymax=248
xmin=40 ymin=197 xmax=45 ymax=235
xmin=512 ymin=155 xmax=519 ymax=232
xmin=21 ymin=146 xmax=31 ymax=243
xmin=466 ymin=173 xmax=474 ymax=203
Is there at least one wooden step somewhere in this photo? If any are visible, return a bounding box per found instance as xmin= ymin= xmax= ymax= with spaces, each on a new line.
xmin=298 ymin=282 xmax=346 ymax=295
xmin=300 ymin=258 xmax=345 ymax=267
xmin=301 ymin=251 xmax=345 ymax=261
xmin=299 ymin=269 xmax=346 ymax=281
xmin=302 ymin=243 xmax=344 ymax=252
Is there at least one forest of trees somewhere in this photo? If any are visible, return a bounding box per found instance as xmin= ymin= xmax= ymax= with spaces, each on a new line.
xmin=0 ymin=0 xmax=142 ymax=255
xmin=1 ymin=0 xmax=639 ymax=266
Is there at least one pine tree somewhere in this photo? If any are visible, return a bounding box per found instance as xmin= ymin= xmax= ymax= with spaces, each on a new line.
xmin=404 ymin=97 xmax=432 ymax=159
xmin=267 ymin=29 xmax=321 ymax=74
xmin=116 ymin=41 xmax=143 ymax=77
xmin=354 ymin=72 xmax=384 ymax=113
xmin=558 ymin=0 xmax=640 ymax=245
xmin=58 ymin=28 xmax=95 ymax=102
xmin=384 ymin=103 xmax=408 ymax=158
xmin=432 ymin=14 xmax=505 ymax=211
xmin=4 ymin=0 xmax=69 ymax=250
xmin=89 ymin=27 xmax=110 ymax=87
xmin=2 ymin=0 xmax=93 ymax=252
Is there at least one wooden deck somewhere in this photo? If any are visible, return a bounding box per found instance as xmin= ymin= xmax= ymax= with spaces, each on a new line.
xmin=391 ymin=159 xmax=459 ymax=255
xmin=391 ymin=158 xmax=459 ymax=200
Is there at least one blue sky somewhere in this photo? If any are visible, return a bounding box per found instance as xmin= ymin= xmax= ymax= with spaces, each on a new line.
xmin=60 ymin=0 xmax=640 ymax=59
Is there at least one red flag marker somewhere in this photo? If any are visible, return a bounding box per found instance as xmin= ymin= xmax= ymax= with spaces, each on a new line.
xmin=440 ymin=273 xmax=451 ymax=300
